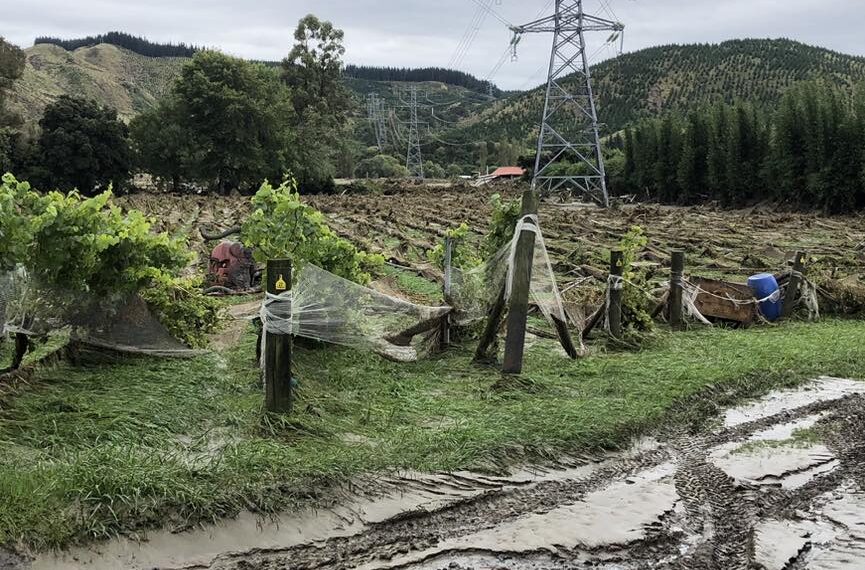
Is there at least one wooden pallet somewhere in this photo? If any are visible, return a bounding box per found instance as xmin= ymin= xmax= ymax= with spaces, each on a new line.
xmin=691 ymin=277 xmax=758 ymax=325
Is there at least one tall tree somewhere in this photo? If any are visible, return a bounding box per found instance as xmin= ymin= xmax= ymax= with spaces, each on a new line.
xmin=129 ymin=95 xmax=196 ymax=191
xmin=282 ymin=15 xmax=353 ymax=190
xmin=0 ymin=38 xmax=26 ymax=173
xmin=172 ymin=51 xmax=296 ymax=193
xmin=35 ymin=96 xmax=131 ymax=193
xmin=677 ymin=112 xmax=710 ymax=202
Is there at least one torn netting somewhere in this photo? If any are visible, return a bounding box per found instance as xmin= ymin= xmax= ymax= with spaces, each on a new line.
xmin=0 ymin=267 xmax=202 ymax=357
xmin=259 ymin=264 xmax=451 ymax=362
xmin=450 ymin=215 xmax=585 ymax=351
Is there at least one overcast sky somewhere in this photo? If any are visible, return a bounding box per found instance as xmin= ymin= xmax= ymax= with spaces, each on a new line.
xmin=3 ymin=0 xmax=864 ymax=90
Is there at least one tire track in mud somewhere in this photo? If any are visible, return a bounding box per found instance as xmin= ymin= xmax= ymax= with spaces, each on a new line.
xmin=194 ymin=381 xmax=865 ymax=570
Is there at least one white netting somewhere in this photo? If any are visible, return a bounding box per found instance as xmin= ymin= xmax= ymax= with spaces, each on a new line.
xmin=257 ymin=215 xmax=583 ymax=363
xmin=0 ymin=267 xmax=202 ymax=360
xmin=259 ymin=264 xmax=451 ymax=362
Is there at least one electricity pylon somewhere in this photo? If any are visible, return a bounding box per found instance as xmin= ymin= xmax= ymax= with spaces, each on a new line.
xmin=366 ymin=94 xmax=389 ymax=152
xmin=375 ymin=98 xmax=389 ymax=150
xmin=400 ymin=86 xmax=425 ymax=179
xmin=511 ymin=1 xmax=624 ymax=207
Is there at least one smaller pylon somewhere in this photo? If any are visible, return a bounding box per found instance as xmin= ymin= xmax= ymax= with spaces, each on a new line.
xmin=401 ymin=86 xmax=425 ymax=179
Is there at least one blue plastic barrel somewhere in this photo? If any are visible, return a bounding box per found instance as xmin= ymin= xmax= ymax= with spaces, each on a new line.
xmin=748 ymin=273 xmax=782 ymax=322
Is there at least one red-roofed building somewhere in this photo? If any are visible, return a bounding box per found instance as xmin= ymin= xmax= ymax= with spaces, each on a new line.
xmin=472 ymin=166 xmax=527 ymax=187
xmin=490 ymin=167 xmax=526 ymax=178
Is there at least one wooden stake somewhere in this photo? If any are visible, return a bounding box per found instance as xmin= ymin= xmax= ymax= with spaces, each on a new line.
xmin=474 ymin=281 xmax=506 ymax=363
xmin=439 ymin=237 xmax=453 ymax=350
xmin=608 ymin=249 xmax=624 ymax=339
xmin=265 ymin=259 xmax=293 ymax=414
xmin=670 ymin=250 xmax=685 ymax=330
xmin=503 ymin=189 xmax=539 ymax=374
xmin=781 ymin=251 xmax=806 ymax=320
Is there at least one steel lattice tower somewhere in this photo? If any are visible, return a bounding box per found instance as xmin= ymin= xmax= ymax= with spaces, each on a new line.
xmin=366 ymin=94 xmax=389 ymax=152
xmin=375 ymin=98 xmax=389 ymax=150
xmin=512 ymin=1 xmax=623 ymax=207
xmin=403 ymin=86 xmax=424 ymax=179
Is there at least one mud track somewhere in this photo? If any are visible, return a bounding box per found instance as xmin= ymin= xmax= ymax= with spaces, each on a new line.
xmin=28 ymin=377 xmax=865 ymax=570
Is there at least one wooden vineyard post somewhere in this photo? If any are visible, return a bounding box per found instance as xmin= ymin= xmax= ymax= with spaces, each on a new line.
xmin=608 ymin=249 xmax=624 ymax=339
xmin=264 ymin=259 xmax=293 ymax=414
xmin=473 ymin=282 xmax=506 ymax=363
xmin=781 ymin=251 xmax=806 ymax=320
xmin=439 ymin=237 xmax=453 ymax=350
xmin=502 ymin=189 xmax=539 ymax=374
xmin=669 ymin=250 xmax=685 ymax=330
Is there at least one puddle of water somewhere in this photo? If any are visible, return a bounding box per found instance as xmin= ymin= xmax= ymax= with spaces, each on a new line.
xmin=32 ymin=509 xmax=363 ymax=570
xmin=32 ymin=452 xmax=631 ymax=570
xmin=754 ymin=519 xmax=836 ymax=570
xmin=711 ymin=444 xmax=836 ymax=489
xmin=809 ymin=541 xmax=865 ymax=570
xmin=769 ymin=483 xmax=865 ymax=569
xmin=748 ymin=413 xmax=827 ymax=442
xmin=723 ymin=377 xmax=865 ymax=428
xmin=363 ymin=463 xmax=679 ymax=569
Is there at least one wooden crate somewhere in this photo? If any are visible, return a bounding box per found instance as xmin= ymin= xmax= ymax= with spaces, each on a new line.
xmin=691 ymin=277 xmax=757 ymax=325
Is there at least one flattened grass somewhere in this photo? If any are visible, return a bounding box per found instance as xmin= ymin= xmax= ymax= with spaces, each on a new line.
xmin=2 ymin=320 xmax=865 ymax=549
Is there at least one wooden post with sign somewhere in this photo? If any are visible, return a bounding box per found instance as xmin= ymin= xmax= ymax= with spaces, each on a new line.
xmin=669 ymin=250 xmax=685 ymax=330
xmin=781 ymin=251 xmax=806 ymax=320
xmin=502 ymin=189 xmax=539 ymax=374
xmin=608 ymin=249 xmax=624 ymax=339
xmin=265 ymin=259 xmax=293 ymax=413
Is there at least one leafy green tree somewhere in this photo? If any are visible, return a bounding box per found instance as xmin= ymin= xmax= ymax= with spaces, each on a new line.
xmin=34 ymin=96 xmax=132 ymax=194
xmin=707 ymin=103 xmax=731 ymax=200
xmin=129 ymin=95 xmax=196 ymax=190
xmin=355 ymin=154 xmax=409 ymax=178
xmin=173 ymin=51 xmax=296 ymax=194
xmin=282 ymin=15 xmax=353 ymax=191
xmin=0 ymin=38 xmax=26 ymax=172
xmin=424 ymin=161 xmax=446 ymax=179
xmin=676 ymin=112 xmax=709 ymax=203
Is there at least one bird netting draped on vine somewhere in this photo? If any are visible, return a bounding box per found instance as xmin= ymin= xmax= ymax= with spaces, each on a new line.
xmin=0 ymin=268 xmax=202 ymax=358
xmin=260 ymin=265 xmax=451 ymax=362
xmin=259 ymin=215 xmax=584 ymax=361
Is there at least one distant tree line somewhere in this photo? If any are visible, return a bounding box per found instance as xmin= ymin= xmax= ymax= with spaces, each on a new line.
xmin=344 ymin=65 xmax=499 ymax=96
xmin=613 ymin=82 xmax=865 ymax=212
xmin=35 ymin=31 xmax=198 ymax=58
xmin=2 ymin=16 xmax=353 ymax=195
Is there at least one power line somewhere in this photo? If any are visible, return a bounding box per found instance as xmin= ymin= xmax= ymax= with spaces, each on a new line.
xmin=449 ymin=1 xmax=489 ymax=69
xmin=466 ymin=0 xmax=513 ymax=28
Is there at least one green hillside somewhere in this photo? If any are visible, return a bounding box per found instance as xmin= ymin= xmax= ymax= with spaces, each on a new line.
xmin=7 ymin=43 xmax=497 ymax=131
xmin=9 ymin=38 xmax=865 ymax=169
xmin=7 ymin=43 xmax=185 ymax=123
xmin=444 ymin=39 xmax=865 ymax=148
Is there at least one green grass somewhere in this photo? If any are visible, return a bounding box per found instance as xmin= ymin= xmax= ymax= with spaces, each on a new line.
xmin=731 ymin=425 xmax=828 ymax=455
xmin=3 ymin=320 xmax=865 ymax=550
xmin=381 ymin=265 xmax=443 ymax=304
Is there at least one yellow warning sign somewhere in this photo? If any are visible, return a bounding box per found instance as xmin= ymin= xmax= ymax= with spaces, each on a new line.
xmin=275 ymin=274 xmax=287 ymax=291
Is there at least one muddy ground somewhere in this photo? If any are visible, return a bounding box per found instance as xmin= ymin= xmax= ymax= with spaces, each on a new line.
xmin=19 ymin=376 xmax=865 ymax=570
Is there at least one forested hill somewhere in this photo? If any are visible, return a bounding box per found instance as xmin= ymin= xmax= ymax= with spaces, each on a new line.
xmin=344 ymin=65 xmax=499 ymax=96
xmin=34 ymin=31 xmax=198 ymax=58
xmin=447 ymin=39 xmax=865 ymax=145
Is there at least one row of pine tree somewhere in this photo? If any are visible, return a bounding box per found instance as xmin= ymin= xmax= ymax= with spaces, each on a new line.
xmin=616 ymin=82 xmax=865 ymax=212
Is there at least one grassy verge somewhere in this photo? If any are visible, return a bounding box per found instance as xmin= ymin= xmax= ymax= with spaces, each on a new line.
xmin=3 ymin=320 xmax=865 ymax=550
